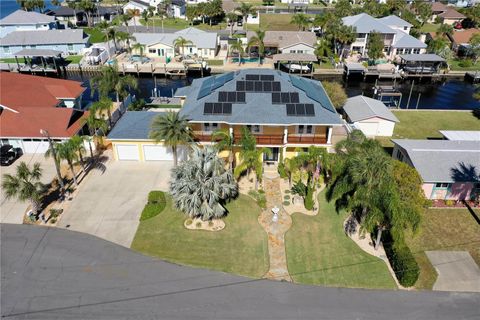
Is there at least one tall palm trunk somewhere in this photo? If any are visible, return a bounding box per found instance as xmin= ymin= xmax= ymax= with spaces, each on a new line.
xmin=228 ymin=150 xmax=234 ymax=170
xmin=69 ymin=160 xmax=78 ymax=186
xmin=374 ymin=226 xmax=384 ymax=250
xmin=78 ymin=151 xmax=86 ymax=171
xmin=88 ymin=139 xmax=94 ymax=159
xmin=30 ymin=198 xmax=40 ymax=216
xmin=172 ymin=145 xmax=178 ymax=167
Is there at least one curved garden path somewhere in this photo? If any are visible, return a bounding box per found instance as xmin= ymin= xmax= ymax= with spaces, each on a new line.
xmin=258 ymin=176 xmax=292 ymax=282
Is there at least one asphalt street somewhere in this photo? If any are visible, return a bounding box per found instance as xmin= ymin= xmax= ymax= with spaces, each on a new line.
xmin=1 ymin=224 xmax=479 ymax=320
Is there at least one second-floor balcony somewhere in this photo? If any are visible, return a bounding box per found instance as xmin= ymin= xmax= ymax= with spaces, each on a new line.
xmin=355 ymin=37 xmax=367 ymax=43
xmin=233 ymin=134 xmax=284 ymax=145
xmin=288 ymin=134 xmax=327 ymax=144
xmin=193 ymin=131 xmax=328 ymax=146
xmin=193 ymin=131 xmax=219 ymax=143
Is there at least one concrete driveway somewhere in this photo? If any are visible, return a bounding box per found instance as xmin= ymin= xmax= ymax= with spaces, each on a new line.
xmin=426 ymin=251 xmax=480 ymax=292
xmin=0 ymin=153 xmax=57 ymax=224
xmin=58 ymin=160 xmax=173 ymax=247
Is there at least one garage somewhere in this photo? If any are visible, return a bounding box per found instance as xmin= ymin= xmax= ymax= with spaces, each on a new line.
xmin=22 ymin=139 xmax=50 ymax=154
xmin=143 ymin=145 xmax=174 ymax=161
xmin=356 ymin=122 xmax=380 ymax=136
xmin=116 ymin=145 xmax=140 ymax=161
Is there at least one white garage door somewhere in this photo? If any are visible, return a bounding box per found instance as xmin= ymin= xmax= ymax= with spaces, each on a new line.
xmin=358 ymin=122 xmax=379 ymax=137
xmin=116 ymin=145 xmax=140 ymax=161
xmin=22 ymin=140 xmax=50 ymax=154
xmin=143 ymin=145 xmax=174 ymax=161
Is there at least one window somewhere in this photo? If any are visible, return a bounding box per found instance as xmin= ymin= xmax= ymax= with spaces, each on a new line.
xmin=247 ymin=125 xmax=261 ymax=133
xmin=204 ymin=48 xmax=208 ymax=56
xmin=30 ymin=45 xmax=36 ymax=49
xmin=435 ymin=183 xmax=450 ymax=188
xmin=413 ymin=48 xmax=420 ymax=54
xmin=403 ymin=26 xmax=408 ymax=30
xmin=3 ymin=46 xmax=9 ymax=53
xmin=203 ymin=123 xmax=218 ymax=132
xmin=298 ymin=125 xmax=313 ymax=134
xmin=149 ymin=49 xmax=156 ymax=53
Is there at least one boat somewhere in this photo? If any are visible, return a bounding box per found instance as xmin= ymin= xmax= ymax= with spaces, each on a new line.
xmin=282 ymin=63 xmax=310 ymax=73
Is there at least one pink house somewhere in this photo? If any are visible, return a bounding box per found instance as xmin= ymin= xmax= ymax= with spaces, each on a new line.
xmin=392 ymin=139 xmax=480 ymax=201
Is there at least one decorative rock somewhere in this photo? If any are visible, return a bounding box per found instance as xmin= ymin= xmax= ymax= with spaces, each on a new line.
xmin=184 ymin=218 xmax=225 ymax=231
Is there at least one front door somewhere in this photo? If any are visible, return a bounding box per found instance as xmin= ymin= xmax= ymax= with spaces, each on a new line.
xmin=263 ymin=147 xmax=279 ymax=162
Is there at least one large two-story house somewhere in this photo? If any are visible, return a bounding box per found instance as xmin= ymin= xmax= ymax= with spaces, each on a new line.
xmin=107 ymin=69 xmax=347 ymax=162
xmin=342 ymin=13 xmax=426 ymax=59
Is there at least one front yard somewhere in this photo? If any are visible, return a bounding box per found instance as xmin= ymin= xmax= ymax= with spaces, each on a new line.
xmin=285 ymin=191 xmax=397 ymax=289
xmin=131 ymin=194 xmax=269 ymax=278
xmin=405 ymin=208 xmax=480 ymax=290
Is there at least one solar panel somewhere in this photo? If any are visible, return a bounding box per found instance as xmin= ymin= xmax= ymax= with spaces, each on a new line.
xmin=281 ymin=92 xmax=290 ymax=103
xmin=254 ymin=81 xmax=262 ymax=92
xmin=213 ymin=103 xmax=223 ymax=114
xmin=237 ymin=91 xmax=246 ymax=103
xmin=197 ymin=77 xmax=215 ymax=99
xmin=305 ymin=104 xmax=315 ymax=116
xmin=263 ymin=81 xmax=272 ymax=92
xmin=237 ymin=81 xmax=245 ymax=91
xmin=223 ymin=103 xmax=232 ymax=114
xmin=261 ymin=75 xmax=274 ymax=81
xmin=246 ymin=74 xmax=259 ymax=81
xmin=290 ymin=92 xmax=299 ymax=103
xmin=289 ymin=75 xmax=336 ymax=113
xmin=204 ymin=103 xmax=214 ymax=114
xmin=272 ymin=92 xmax=281 ymax=104
xmin=296 ymin=104 xmax=306 ymax=116
xmin=286 ymin=104 xmax=295 ymax=116
xmin=228 ymin=92 xmax=236 ymax=102
xmin=218 ymin=92 xmax=227 ymax=102
xmin=272 ymin=81 xmax=281 ymax=92
xmin=245 ymin=81 xmax=254 ymax=91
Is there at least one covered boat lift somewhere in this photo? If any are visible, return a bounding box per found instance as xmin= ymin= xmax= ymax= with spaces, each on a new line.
xmin=398 ymin=54 xmax=446 ymax=75
xmin=13 ymin=49 xmax=64 ymax=75
xmin=272 ymin=53 xmax=317 ymax=77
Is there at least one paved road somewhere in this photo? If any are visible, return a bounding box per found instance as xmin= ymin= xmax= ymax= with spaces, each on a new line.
xmin=58 ymin=160 xmax=173 ymax=247
xmin=2 ymin=224 xmax=479 ymax=320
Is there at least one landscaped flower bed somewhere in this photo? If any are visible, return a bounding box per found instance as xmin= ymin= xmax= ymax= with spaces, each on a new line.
xmin=430 ymin=199 xmax=480 ymax=209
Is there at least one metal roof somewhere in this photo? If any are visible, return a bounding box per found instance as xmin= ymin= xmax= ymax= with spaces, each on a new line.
xmin=342 ymin=13 xmax=395 ymax=34
xmin=377 ymin=15 xmax=412 ymax=27
xmin=177 ymin=69 xmax=343 ymax=126
xmin=440 ymin=130 xmax=480 ymax=141
xmin=0 ymin=10 xmax=55 ymax=25
xmin=392 ymin=139 xmax=480 ymax=183
xmin=133 ymin=28 xmax=217 ymax=49
xmin=108 ymin=111 xmax=163 ymax=140
xmin=399 ymin=54 xmax=445 ymax=62
xmin=392 ymin=31 xmax=427 ymax=48
xmin=0 ymin=29 xmax=89 ymax=46
xmin=13 ymin=49 xmax=63 ymax=57
xmin=343 ymin=96 xmax=399 ymax=123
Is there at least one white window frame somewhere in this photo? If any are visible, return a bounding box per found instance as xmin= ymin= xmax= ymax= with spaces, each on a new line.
xmin=297 ymin=125 xmax=314 ymax=134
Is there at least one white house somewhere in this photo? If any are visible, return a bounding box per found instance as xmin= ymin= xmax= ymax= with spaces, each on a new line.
xmin=123 ymin=0 xmax=186 ymax=18
xmin=0 ymin=29 xmax=90 ymax=58
xmin=0 ymin=10 xmax=58 ymax=37
xmin=342 ymin=13 xmax=426 ymax=59
xmin=343 ymin=95 xmax=399 ymax=137
xmin=133 ymin=27 xmax=218 ymax=60
xmin=245 ymin=31 xmax=317 ymax=56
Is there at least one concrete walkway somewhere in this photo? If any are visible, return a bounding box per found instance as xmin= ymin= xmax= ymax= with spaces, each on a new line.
xmin=258 ymin=177 xmax=292 ymax=282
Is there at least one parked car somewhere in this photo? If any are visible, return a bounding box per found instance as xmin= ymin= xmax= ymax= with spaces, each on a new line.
xmin=237 ymin=20 xmax=243 ymax=26
xmin=0 ymin=145 xmax=20 ymax=166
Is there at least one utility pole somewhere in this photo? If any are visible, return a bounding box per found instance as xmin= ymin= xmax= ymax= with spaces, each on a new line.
xmin=40 ymin=129 xmax=65 ymax=193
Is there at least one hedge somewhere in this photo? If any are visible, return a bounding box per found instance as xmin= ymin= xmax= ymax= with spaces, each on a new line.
xmin=140 ymin=191 xmax=167 ymax=221
xmin=384 ymin=234 xmax=420 ymax=287
xmin=304 ymin=185 xmax=314 ymax=210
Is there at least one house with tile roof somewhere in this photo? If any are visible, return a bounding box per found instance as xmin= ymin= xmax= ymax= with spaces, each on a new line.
xmin=132 ymin=27 xmax=218 ymax=60
xmin=392 ymin=139 xmax=480 ymax=201
xmin=0 ymin=10 xmax=58 ymax=37
xmin=0 ymin=73 xmax=88 ymax=154
xmin=447 ymin=28 xmax=480 ymax=52
xmin=0 ymin=29 xmax=89 ymax=58
xmin=341 ymin=13 xmax=426 ymax=59
xmin=107 ymin=69 xmax=348 ymax=162
xmin=343 ymin=96 xmax=399 ymax=137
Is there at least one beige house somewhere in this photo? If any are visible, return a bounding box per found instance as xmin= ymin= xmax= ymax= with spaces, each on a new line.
xmin=245 ymin=31 xmax=317 ymax=57
xmin=132 ymin=27 xmax=218 ymax=60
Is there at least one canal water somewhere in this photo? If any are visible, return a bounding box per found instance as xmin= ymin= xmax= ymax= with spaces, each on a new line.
xmin=67 ymin=71 xmax=480 ymax=110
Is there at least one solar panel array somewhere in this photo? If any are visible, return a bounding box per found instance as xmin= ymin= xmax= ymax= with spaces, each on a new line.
xmin=236 ymin=74 xmax=281 ymax=93
xmin=272 ymin=92 xmax=300 ymax=104
xmin=197 ymin=72 xmax=235 ymax=99
xmin=286 ymin=104 xmax=315 ymax=117
xmin=218 ymin=91 xmax=246 ymax=103
xmin=289 ymin=75 xmax=336 ymax=113
xmin=204 ymin=102 xmax=232 ymax=115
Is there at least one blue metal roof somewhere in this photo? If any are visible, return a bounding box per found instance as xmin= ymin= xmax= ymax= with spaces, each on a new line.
xmin=107 ymin=111 xmax=163 ymax=140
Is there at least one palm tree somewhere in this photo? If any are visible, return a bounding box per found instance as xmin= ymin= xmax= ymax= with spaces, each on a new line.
xmin=70 ymin=135 xmax=87 ymax=170
xmin=226 ymin=12 xmax=238 ymax=36
xmin=77 ymin=0 xmax=95 ymax=27
xmin=313 ymin=12 xmax=333 ymax=35
xmin=149 ymin=111 xmax=193 ymax=167
xmin=96 ymin=21 xmax=113 ymax=57
xmin=131 ymin=42 xmax=145 ymax=58
xmin=115 ymin=31 xmax=135 ymax=52
xmin=212 ymin=129 xmax=235 ymax=170
xmin=90 ymin=97 xmax=114 ymax=127
xmin=170 ymin=145 xmax=238 ymax=221
xmin=119 ymin=14 xmax=132 ymax=34
xmin=173 ymin=37 xmax=193 ymax=57
xmin=142 ymin=9 xmax=150 ymax=30
xmin=291 ymin=13 xmax=310 ymax=31
xmin=2 ymin=162 xmax=44 ymax=216
xmin=90 ymin=64 xmax=138 ymax=104
xmin=315 ymin=38 xmax=332 ymax=65
xmin=56 ymin=141 xmax=80 ymax=187
xmin=229 ymin=41 xmax=244 ymax=65
xmin=83 ymin=105 xmax=108 ymax=155
xmin=247 ymin=29 xmax=265 ymax=64
xmin=127 ymin=8 xmax=140 ymax=32
xmin=236 ymin=2 xmax=254 ymax=31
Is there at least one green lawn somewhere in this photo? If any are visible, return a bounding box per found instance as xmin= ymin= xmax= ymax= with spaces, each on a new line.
xmin=141 ymin=18 xmax=227 ymax=31
xmin=206 ymin=59 xmax=224 ymax=66
xmin=405 ymin=208 xmax=480 ymax=290
xmin=254 ymin=14 xmax=314 ymax=31
xmin=131 ymin=194 xmax=269 ymax=278
xmin=314 ymin=60 xmax=334 ymax=70
xmin=0 ymin=58 xmax=18 ymax=63
xmin=448 ymin=59 xmax=480 ymax=71
xmin=420 ymin=23 xmax=440 ymax=33
xmin=65 ymin=55 xmax=83 ymax=64
xmin=285 ymin=191 xmax=397 ymax=289
xmin=83 ymin=27 xmax=105 ymax=43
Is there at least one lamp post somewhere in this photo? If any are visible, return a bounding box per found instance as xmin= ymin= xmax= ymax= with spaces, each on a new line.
xmin=40 ymin=129 xmax=65 ymax=192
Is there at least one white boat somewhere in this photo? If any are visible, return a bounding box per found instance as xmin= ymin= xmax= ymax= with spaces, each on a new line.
xmin=283 ymin=63 xmax=310 ymax=72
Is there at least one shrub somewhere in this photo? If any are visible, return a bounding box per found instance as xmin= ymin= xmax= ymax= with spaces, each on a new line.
xmin=284 ymin=195 xmax=290 ymax=200
xmin=304 ymin=184 xmax=314 ymax=210
xmin=473 ymin=108 xmax=480 ymax=120
xmin=283 ymin=201 xmax=290 ymax=206
xmin=444 ymin=199 xmax=455 ymax=207
xmin=140 ymin=191 xmax=166 ymax=221
xmin=49 ymin=208 xmax=63 ymax=219
xmin=458 ymin=59 xmax=473 ymax=68
xmin=196 ymin=221 xmax=202 ymax=228
xmin=284 ymin=189 xmax=291 ymax=194
xmin=248 ymin=190 xmax=267 ymax=209
xmin=185 ymin=218 xmax=193 ymax=226
xmin=278 ymin=162 xmax=288 ymax=179
xmin=291 ymin=181 xmax=307 ymax=198
xmin=258 ymin=189 xmax=265 ymax=194
xmin=50 ymin=218 xmax=57 ymax=224
xmin=384 ymin=235 xmax=420 ymax=287
xmin=208 ymin=221 xmax=214 ymax=227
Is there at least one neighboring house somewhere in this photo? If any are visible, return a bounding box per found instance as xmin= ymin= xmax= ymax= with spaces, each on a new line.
xmin=108 ymin=69 xmax=347 ymax=162
xmin=46 ymin=6 xmax=121 ymax=25
xmin=343 ymin=96 xmax=399 ymax=137
xmin=169 ymin=0 xmax=186 ymax=19
xmin=0 ymin=29 xmax=89 ymax=58
xmin=123 ymin=0 xmax=150 ymax=14
xmin=440 ymin=130 xmax=480 ymax=141
xmin=245 ymin=31 xmax=317 ymax=56
xmin=392 ymin=139 xmax=480 ymax=201
xmin=123 ymin=0 xmax=185 ymax=18
xmin=342 ymin=13 xmax=426 ymax=59
xmin=0 ymin=72 xmax=87 ymax=154
xmin=0 ymin=10 xmax=58 ymax=37
xmin=437 ymin=7 xmax=466 ymax=25
xmin=429 ymin=2 xmax=449 ymax=23
xmin=281 ymin=0 xmax=314 ymax=3
xmin=133 ymin=27 xmax=218 ymax=59
xmin=447 ymin=28 xmax=480 ymax=52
